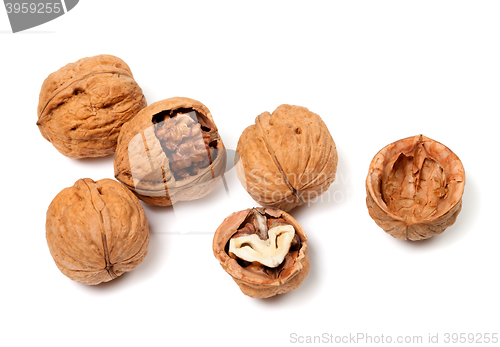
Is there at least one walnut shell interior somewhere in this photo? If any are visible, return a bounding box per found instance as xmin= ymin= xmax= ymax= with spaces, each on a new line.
xmin=366 ymin=135 xmax=465 ymax=241
xmin=213 ymin=207 xmax=309 ymax=298
xmin=114 ymin=97 xmax=226 ymax=206
xmin=235 ymin=104 xmax=338 ymax=212
xmin=46 ymin=178 xmax=149 ymax=285
xmin=37 ymin=55 xmax=146 ymax=158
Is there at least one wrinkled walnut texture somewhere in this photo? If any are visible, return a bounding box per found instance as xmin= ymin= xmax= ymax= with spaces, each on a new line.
xmin=236 ymin=104 xmax=338 ymax=212
xmin=366 ymin=135 xmax=465 ymax=241
xmin=213 ymin=207 xmax=309 ymax=298
xmin=46 ymin=178 xmax=149 ymax=285
xmin=114 ymin=97 xmax=226 ymax=206
xmin=154 ymin=111 xmax=217 ymax=180
xmin=37 ymin=54 xmax=146 ymax=158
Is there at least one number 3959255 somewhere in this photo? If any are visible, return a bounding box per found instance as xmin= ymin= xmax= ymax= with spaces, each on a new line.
xmin=5 ymin=3 xmax=63 ymax=14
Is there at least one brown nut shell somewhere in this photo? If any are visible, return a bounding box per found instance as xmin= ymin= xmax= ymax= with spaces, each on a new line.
xmin=46 ymin=178 xmax=149 ymax=285
xmin=366 ymin=135 xmax=465 ymax=241
xmin=235 ymin=104 xmax=338 ymax=212
xmin=114 ymin=97 xmax=226 ymax=206
xmin=213 ymin=207 xmax=309 ymax=298
xmin=37 ymin=55 xmax=147 ymax=158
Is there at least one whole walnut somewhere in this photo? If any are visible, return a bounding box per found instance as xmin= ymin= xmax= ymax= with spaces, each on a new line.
xmin=37 ymin=54 xmax=147 ymax=158
xmin=235 ymin=104 xmax=338 ymax=212
xmin=46 ymin=178 xmax=149 ymax=285
xmin=366 ymin=135 xmax=465 ymax=241
xmin=213 ymin=207 xmax=309 ymax=298
xmin=114 ymin=97 xmax=226 ymax=206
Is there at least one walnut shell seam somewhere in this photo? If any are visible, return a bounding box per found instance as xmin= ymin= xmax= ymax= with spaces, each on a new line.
xmin=46 ymin=178 xmax=149 ymax=285
xmin=235 ymin=104 xmax=338 ymax=212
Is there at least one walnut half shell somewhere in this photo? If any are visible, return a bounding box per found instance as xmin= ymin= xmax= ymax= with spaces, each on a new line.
xmin=114 ymin=97 xmax=226 ymax=206
xmin=366 ymin=135 xmax=465 ymax=241
xmin=235 ymin=104 xmax=338 ymax=212
xmin=213 ymin=207 xmax=309 ymax=298
xmin=46 ymin=178 xmax=149 ymax=285
xmin=37 ymin=55 xmax=147 ymax=158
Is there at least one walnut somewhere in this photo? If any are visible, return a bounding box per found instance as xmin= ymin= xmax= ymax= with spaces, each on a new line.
xmin=46 ymin=178 xmax=149 ymax=285
xmin=114 ymin=97 xmax=226 ymax=206
xmin=213 ymin=207 xmax=309 ymax=298
xmin=235 ymin=104 xmax=338 ymax=212
xmin=366 ymin=135 xmax=465 ymax=241
xmin=36 ymin=55 xmax=146 ymax=159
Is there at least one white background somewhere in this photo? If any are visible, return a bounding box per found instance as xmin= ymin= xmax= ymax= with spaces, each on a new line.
xmin=1 ymin=1 xmax=499 ymax=346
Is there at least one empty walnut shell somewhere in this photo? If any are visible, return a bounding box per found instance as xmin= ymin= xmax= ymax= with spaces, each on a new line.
xmin=235 ymin=104 xmax=338 ymax=212
xmin=46 ymin=178 xmax=149 ymax=285
xmin=366 ymin=135 xmax=465 ymax=241
xmin=37 ymin=54 xmax=147 ymax=158
xmin=213 ymin=207 xmax=309 ymax=298
xmin=114 ymin=97 xmax=226 ymax=206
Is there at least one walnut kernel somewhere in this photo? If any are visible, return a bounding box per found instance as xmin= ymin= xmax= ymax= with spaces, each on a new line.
xmin=114 ymin=97 xmax=226 ymax=206
xmin=213 ymin=207 xmax=309 ymax=298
